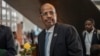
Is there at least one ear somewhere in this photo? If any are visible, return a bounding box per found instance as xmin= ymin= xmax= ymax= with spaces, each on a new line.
xmin=93 ymin=23 xmax=95 ymax=26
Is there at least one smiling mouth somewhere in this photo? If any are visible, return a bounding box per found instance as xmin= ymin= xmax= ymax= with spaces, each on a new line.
xmin=45 ymin=19 xmax=52 ymax=23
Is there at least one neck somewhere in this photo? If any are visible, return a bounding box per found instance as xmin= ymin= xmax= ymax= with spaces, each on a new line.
xmin=46 ymin=26 xmax=52 ymax=30
xmin=46 ymin=24 xmax=55 ymax=30
xmin=87 ymin=30 xmax=92 ymax=33
xmin=87 ymin=29 xmax=93 ymax=33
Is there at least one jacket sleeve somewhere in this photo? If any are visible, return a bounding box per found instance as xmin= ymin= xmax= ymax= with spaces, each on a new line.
xmin=66 ymin=25 xmax=83 ymax=56
xmin=5 ymin=27 xmax=17 ymax=56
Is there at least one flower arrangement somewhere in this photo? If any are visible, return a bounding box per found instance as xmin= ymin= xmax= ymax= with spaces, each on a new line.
xmin=20 ymin=42 xmax=36 ymax=56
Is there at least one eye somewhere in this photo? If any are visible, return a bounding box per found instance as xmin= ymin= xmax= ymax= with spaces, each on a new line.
xmin=41 ymin=12 xmax=47 ymax=16
xmin=41 ymin=11 xmax=55 ymax=16
xmin=49 ymin=11 xmax=54 ymax=15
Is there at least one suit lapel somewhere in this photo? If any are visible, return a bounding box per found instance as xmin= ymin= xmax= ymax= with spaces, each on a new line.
xmin=50 ymin=23 xmax=59 ymax=56
xmin=39 ymin=30 xmax=46 ymax=56
xmin=91 ymin=30 xmax=97 ymax=45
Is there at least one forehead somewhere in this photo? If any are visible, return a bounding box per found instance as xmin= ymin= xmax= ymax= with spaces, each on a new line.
xmin=41 ymin=3 xmax=55 ymax=12
xmin=85 ymin=20 xmax=93 ymax=24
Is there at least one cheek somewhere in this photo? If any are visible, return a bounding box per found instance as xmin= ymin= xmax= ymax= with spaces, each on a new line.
xmin=85 ymin=25 xmax=89 ymax=28
xmin=41 ymin=16 xmax=46 ymax=21
xmin=86 ymin=26 xmax=92 ymax=29
xmin=53 ymin=19 xmax=56 ymax=22
xmin=53 ymin=15 xmax=57 ymax=21
xmin=41 ymin=18 xmax=45 ymax=23
xmin=42 ymin=16 xmax=48 ymax=20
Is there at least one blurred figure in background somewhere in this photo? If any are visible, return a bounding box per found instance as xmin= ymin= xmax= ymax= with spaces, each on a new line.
xmin=81 ymin=18 xmax=100 ymax=56
xmin=13 ymin=31 xmax=21 ymax=56
xmin=0 ymin=25 xmax=16 ymax=56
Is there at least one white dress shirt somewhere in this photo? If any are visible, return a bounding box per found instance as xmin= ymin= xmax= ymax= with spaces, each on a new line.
xmin=85 ymin=28 xmax=94 ymax=55
xmin=45 ymin=25 xmax=55 ymax=56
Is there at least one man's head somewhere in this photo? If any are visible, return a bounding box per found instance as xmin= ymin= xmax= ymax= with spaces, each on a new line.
xmin=90 ymin=45 xmax=100 ymax=56
xmin=84 ymin=18 xmax=95 ymax=32
xmin=40 ymin=3 xmax=57 ymax=29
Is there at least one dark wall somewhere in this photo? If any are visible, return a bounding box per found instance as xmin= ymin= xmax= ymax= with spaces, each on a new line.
xmin=39 ymin=0 xmax=100 ymax=35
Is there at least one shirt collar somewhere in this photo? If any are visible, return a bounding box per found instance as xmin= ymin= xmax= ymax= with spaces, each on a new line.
xmin=85 ymin=27 xmax=95 ymax=34
xmin=46 ymin=25 xmax=55 ymax=33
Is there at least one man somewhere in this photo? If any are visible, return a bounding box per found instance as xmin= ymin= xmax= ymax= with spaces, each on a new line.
xmin=38 ymin=3 xmax=83 ymax=56
xmin=81 ymin=18 xmax=100 ymax=56
xmin=0 ymin=25 xmax=16 ymax=56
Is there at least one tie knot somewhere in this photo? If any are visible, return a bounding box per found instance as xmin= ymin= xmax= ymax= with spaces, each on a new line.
xmin=46 ymin=32 xmax=50 ymax=34
xmin=46 ymin=32 xmax=50 ymax=36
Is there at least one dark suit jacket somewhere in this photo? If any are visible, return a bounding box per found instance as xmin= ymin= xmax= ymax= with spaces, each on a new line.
xmin=0 ymin=25 xmax=16 ymax=56
xmin=38 ymin=23 xmax=83 ymax=56
xmin=81 ymin=29 xmax=100 ymax=56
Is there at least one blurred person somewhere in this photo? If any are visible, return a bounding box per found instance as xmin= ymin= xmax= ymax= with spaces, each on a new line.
xmin=13 ymin=31 xmax=21 ymax=56
xmin=0 ymin=25 xmax=16 ymax=56
xmin=81 ymin=18 xmax=100 ymax=56
xmin=38 ymin=3 xmax=83 ymax=56
xmin=26 ymin=32 xmax=32 ymax=44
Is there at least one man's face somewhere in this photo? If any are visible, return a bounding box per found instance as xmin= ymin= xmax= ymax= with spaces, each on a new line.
xmin=40 ymin=3 xmax=57 ymax=29
xmin=85 ymin=20 xmax=94 ymax=32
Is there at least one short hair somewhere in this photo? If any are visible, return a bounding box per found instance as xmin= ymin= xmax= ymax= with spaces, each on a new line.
xmin=90 ymin=45 xmax=100 ymax=56
xmin=85 ymin=18 xmax=95 ymax=25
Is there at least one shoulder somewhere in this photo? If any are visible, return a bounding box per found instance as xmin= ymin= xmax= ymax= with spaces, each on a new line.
xmin=82 ymin=30 xmax=86 ymax=36
xmin=0 ymin=25 xmax=10 ymax=29
xmin=57 ymin=23 xmax=75 ymax=30
xmin=97 ymin=29 xmax=100 ymax=34
xmin=56 ymin=23 xmax=78 ymax=33
xmin=82 ymin=30 xmax=86 ymax=34
xmin=0 ymin=25 xmax=11 ymax=31
xmin=38 ymin=30 xmax=45 ymax=36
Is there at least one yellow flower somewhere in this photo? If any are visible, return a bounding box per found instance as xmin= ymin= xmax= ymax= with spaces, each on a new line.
xmin=24 ymin=42 xmax=31 ymax=51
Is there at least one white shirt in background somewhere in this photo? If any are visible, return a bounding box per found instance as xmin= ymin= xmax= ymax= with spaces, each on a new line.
xmin=85 ymin=28 xmax=94 ymax=55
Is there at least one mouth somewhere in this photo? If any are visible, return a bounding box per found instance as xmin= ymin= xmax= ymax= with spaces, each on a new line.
xmin=45 ymin=18 xmax=53 ymax=23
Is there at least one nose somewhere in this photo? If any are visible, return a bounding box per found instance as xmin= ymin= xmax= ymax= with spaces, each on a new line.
xmin=47 ymin=12 xmax=52 ymax=17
